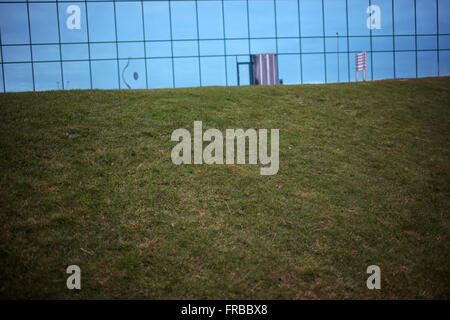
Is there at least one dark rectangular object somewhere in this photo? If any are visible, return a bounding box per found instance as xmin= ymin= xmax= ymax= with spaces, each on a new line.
xmin=251 ymin=54 xmax=278 ymax=85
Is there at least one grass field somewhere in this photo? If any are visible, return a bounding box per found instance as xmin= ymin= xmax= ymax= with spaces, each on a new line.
xmin=0 ymin=77 xmax=449 ymax=299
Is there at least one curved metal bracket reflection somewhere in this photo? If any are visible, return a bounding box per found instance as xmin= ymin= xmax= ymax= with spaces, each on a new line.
xmin=122 ymin=57 xmax=131 ymax=89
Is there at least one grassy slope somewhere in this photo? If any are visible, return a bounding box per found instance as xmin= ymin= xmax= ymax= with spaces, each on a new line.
xmin=0 ymin=78 xmax=449 ymax=299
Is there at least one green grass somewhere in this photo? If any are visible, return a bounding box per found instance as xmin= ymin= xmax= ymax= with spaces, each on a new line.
xmin=0 ymin=77 xmax=449 ymax=299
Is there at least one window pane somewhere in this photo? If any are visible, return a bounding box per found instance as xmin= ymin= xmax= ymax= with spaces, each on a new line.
xmin=278 ymin=54 xmax=300 ymax=84
xmin=226 ymin=56 xmax=238 ymax=86
xmin=395 ymin=51 xmax=416 ymax=78
xmin=372 ymin=36 xmax=394 ymax=51
xmin=326 ymin=52 xmax=349 ymax=82
xmin=277 ymin=39 xmax=300 ymax=54
xmin=349 ymin=37 xmax=371 ymax=52
xmin=30 ymin=3 xmax=58 ymax=44
xmin=250 ymin=39 xmax=276 ymax=54
xmin=324 ymin=0 xmax=347 ymax=37
xmin=224 ymin=0 xmax=248 ymax=39
xmin=173 ymin=41 xmax=198 ymax=57
xmin=300 ymin=0 xmax=323 ymax=37
xmin=147 ymin=58 xmax=173 ymax=89
xmin=339 ymin=53 xmax=350 ymax=82
xmin=87 ymin=2 xmax=116 ymax=42
xmin=302 ymin=54 xmax=325 ymax=83
xmin=59 ymin=3 xmax=88 ymax=43
xmin=395 ymin=36 xmax=415 ymax=50
xmin=418 ymin=51 xmax=438 ymax=77
xmin=325 ymin=37 xmax=348 ymax=53
xmin=249 ymin=0 xmax=275 ymax=38
xmin=174 ymin=57 xmax=199 ymax=87
xmin=394 ymin=0 xmax=415 ymax=35
xmin=116 ymin=2 xmax=143 ymax=41
xmin=373 ymin=52 xmax=394 ymax=80
xmin=90 ymin=43 xmax=117 ymax=60
xmin=371 ymin=0 xmax=393 ymax=36
xmin=118 ymin=42 xmax=144 ymax=59
xmin=200 ymin=57 xmax=226 ymax=86
xmin=34 ymin=62 xmax=62 ymax=91
xmin=439 ymin=50 xmax=450 ymax=75
xmin=146 ymin=41 xmax=172 ymax=58
xmin=276 ymin=0 xmax=299 ymax=38
xmin=226 ymin=39 xmax=249 ymax=55
xmin=119 ymin=59 xmax=146 ymax=89
xmin=416 ymin=0 xmax=437 ymax=34
xmin=61 ymin=44 xmax=88 ymax=60
xmin=199 ymin=40 xmax=224 ymax=56
xmin=438 ymin=0 xmax=450 ymax=34
xmin=439 ymin=35 xmax=450 ymax=50
xmin=0 ymin=67 xmax=4 ymax=92
xmin=119 ymin=58 xmax=146 ymax=89
xmin=3 ymin=46 xmax=31 ymax=63
xmin=301 ymin=38 xmax=324 ymax=53
xmin=348 ymin=0 xmax=370 ymax=36
xmin=4 ymin=63 xmax=33 ymax=92
xmin=171 ymin=1 xmax=197 ymax=40
xmin=32 ymin=45 xmax=60 ymax=62
xmin=92 ymin=60 xmax=118 ymax=89
xmin=198 ymin=1 xmax=223 ymax=39
xmin=63 ymin=61 xmax=90 ymax=89
xmin=417 ymin=36 xmax=437 ymax=50
xmin=144 ymin=1 xmax=170 ymax=41
xmin=0 ymin=4 xmax=30 ymax=44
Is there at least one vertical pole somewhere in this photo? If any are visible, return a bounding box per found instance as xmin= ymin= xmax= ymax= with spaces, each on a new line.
xmin=297 ymin=0 xmax=303 ymax=84
xmin=346 ymin=0 xmax=350 ymax=82
xmin=337 ymin=32 xmax=340 ymax=82
xmin=0 ymin=28 xmax=6 ymax=92
xmin=275 ymin=55 xmax=279 ymax=85
xmin=236 ymin=57 xmax=240 ymax=86
xmin=369 ymin=0 xmax=373 ymax=81
xmin=251 ymin=61 xmax=254 ymax=85
xmin=113 ymin=0 xmax=121 ymax=88
xmin=168 ymin=0 xmax=175 ymax=88
xmin=273 ymin=0 xmax=278 ymax=84
xmin=436 ymin=0 xmax=440 ymax=76
xmin=322 ymin=0 xmax=327 ymax=83
xmin=259 ymin=54 xmax=262 ymax=85
xmin=392 ymin=0 xmax=396 ymax=79
xmin=26 ymin=0 xmax=35 ymax=91
xmin=273 ymin=1 xmax=278 ymax=55
xmin=221 ymin=0 xmax=228 ymax=86
xmin=141 ymin=0 xmax=149 ymax=89
xmin=85 ymin=0 xmax=93 ymax=89
xmin=55 ymin=1 xmax=64 ymax=90
xmin=195 ymin=0 xmax=202 ymax=86
xmin=414 ymin=0 xmax=418 ymax=78
xmin=246 ymin=0 xmax=251 ymax=81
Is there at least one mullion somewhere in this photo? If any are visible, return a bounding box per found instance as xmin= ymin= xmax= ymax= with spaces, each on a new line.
xmin=26 ymin=0 xmax=35 ymax=91
xmin=0 ymin=28 xmax=6 ymax=92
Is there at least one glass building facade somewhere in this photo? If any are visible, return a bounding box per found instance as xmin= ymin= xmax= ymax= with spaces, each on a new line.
xmin=0 ymin=0 xmax=449 ymax=92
